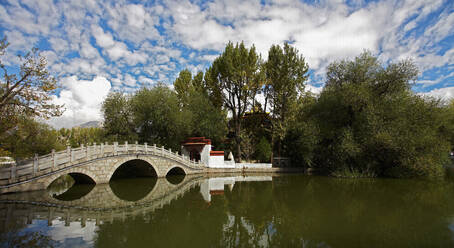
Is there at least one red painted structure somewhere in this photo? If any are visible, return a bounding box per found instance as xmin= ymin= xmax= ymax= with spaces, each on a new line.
xmin=181 ymin=137 xmax=211 ymax=162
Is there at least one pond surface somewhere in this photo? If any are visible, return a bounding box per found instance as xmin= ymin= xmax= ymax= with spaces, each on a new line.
xmin=2 ymin=173 xmax=454 ymax=247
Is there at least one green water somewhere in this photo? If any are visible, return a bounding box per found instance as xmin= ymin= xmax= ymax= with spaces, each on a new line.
xmin=2 ymin=173 xmax=454 ymax=247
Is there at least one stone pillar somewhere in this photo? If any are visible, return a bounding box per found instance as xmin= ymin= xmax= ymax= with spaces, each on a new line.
xmin=66 ymin=146 xmax=71 ymax=157
xmin=81 ymin=212 xmax=86 ymax=228
xmin=48 ymin=208 xmax=54 ymax=226
xmin=52 ymin=149 xmax=56 ymax=170
xmin=70 ymin=148 xmax=74 ymax=162
xmin=135 ymin=141 xmax=138 ymax=153
xmin=161 ymin=146 xmax=164 ymax=156
xmin=114 ymin=142 xmax=118 ymax=155
xmin=144 ymin=143 xmax=148 ymax=153
xmin=65 ymin=210 xmax=70 ymax=226
xmin=93 ymin=143 xmax=97 ymax=157
xmin=33 ymin=154 xmax=38 ymax=176
xmin=86 ymin=145 xmax=89 ymax=159
xmin=125 ymin=141 xmax=128 ymax=154
xmin=101 ymin=143 xmax=104 ymax=156
xmin=10 ymin=163 xmax=16 ymax=182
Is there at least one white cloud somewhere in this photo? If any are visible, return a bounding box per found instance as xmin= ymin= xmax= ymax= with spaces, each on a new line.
xmin=48 ymin=76 xmax=112 ymax=128
xmin=421 ymin=87 xmax=454 ymax=101
xmin=123 ymin=74 xmax=137 ymax=87
xmin=305 ymin=84 xmax=323 ymax=95
xmin=92 ymin=25 xmax=115 ymax=48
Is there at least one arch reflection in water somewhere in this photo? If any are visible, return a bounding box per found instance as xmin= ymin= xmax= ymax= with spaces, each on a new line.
xmin=48 ymin=173 xmax=96 ymax=201
xmin=166 ymin=167 xmax=186 ymax=185
xmin=109 ymin=177 xmax=157 ymax=202
xmin=109 ymin=159 xmax=159 ymax=202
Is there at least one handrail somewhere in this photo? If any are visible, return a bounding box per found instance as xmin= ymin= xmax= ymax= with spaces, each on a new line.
xmin=0 ymin=142 xmax=203 ymax=185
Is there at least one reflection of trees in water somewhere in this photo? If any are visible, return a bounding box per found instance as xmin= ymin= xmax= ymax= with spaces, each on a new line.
xmin=94 ymin=188 xmax=229 ymax=247
xmin=213 ymin=176 xmax=454 ymax=247
xmin=0 ymin=231 xmax=56 ymax=248
xmin=47 ymin=174 xmax=75 ymax=196
xmin=109 ymin=177 xmax=157 ymax=202
xmin=4 ymin=175 xmax=454 ymax=247
xmin=91 ymin=175 xmax=454 ymax=247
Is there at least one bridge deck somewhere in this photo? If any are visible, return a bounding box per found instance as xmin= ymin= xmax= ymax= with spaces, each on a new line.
xmin=0 ymin=143 xmax=203 ymax=187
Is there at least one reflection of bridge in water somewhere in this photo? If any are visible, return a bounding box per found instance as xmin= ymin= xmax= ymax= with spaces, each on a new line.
xmin=0 ymin=175 xmax=272 ymax=228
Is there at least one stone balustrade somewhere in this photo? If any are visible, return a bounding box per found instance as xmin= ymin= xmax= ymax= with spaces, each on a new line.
xmin=0 ymin=142 xmax=202 ymax=186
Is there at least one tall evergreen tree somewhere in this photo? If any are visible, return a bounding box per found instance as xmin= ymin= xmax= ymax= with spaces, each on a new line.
xmin=205 ymin=42 xmax=261 ymax=161
xmin=264 ymin=42 xmax=309 ymax=160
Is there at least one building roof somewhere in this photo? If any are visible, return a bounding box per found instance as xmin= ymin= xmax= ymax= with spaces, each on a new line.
xmin=181 ymin=137 xmax=211 ymax=145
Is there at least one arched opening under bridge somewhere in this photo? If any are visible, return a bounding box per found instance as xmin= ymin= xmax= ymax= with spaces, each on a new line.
xmin=109 ymin=159 xmax=158 ymax=201
xmin=48 ymin=173 xmax=96 ymax=201
xmin=166 ymin=167 xmax=186 ymax=185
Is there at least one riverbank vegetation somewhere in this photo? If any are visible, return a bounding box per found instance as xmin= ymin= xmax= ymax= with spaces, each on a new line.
xmin=1 ymin=36 xmax=454 ymax=178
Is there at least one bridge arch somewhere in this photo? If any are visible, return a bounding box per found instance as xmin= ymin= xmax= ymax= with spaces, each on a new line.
xmin=108 ymin=158 xmax=159 ymax=181
xmin=165 ymin=166 xmax=186 ymax=185
xmin=45 ymin=168 xmax=97 ymax=189
xmin=166 ymin=166 xmax=187 ymax=176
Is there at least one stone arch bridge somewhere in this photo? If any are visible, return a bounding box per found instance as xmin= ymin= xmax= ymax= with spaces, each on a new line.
xmin=0 ymin=142 xmax=206 ymax=194
xmin=0 ymin=175 xmax=205 ymax=227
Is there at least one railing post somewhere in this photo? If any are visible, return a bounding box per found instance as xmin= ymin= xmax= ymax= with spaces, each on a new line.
xmin=161 ymin=146 xmax=164 ymax=156
xmin=10 ymin=162 xmax=16 ymax=182
xmin=52 ymin=149 xmax=56 ymax=170
xmin=86 ymin=144 xmax=89 ymax=158
xmin=93 ymin=143 xmax=97 ymax=157
xmin=33 ymin=154 xmax=38 ymax=176
xmin=144 ymin=143 xmax=148 ymax=153
xmin=114 ymin=142 xmax=118 ymax=155
xmin=125 ymin=141 xmax=128 ymax=154
xmin=135 ymin=141 xmax=138 ymax=153
xmin=101 ymin=143 xmax=104 ymax=156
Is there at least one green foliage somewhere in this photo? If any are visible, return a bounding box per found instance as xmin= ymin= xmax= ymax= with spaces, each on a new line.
xmin=184 ymin=90 xmax=227 ymax=145
xmin=264 ymin=42 xmax=309 ymax=157
xmin=282 ymin=93 xmax=319 ymax=167
xmin=0 ymin=36 xmax=63 ymax=141
xmin=173 ymin=69 xmax=193 ymax=107
xmin=131 ymin=84 xmax=187 ymax=150
xmin=102 ymin=92 xmax=136 ymax=142
xmin=205 ymin=41 xmax=262 ymax=161
xmin=58 ymin=126 xmax=106 ymax=147
xmin=1 ymin=117 xmax=65 ymax=160
xmin=255 ymin=136 xmax=272 ymax=163
xmin=287 ymin=52 xmax=450 ymax=178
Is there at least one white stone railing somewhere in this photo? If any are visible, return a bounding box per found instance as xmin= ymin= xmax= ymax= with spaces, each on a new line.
xmin=0 ymin=141 xmax=202 ymax=185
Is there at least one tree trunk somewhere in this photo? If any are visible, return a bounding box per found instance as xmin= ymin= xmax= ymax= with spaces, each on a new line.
xmin=270 ymin=134 xmax=274 ymax=166
xmin=235 ymin=121 xmax=241 ymax=163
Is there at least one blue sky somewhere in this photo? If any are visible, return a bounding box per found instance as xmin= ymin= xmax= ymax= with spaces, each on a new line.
xmin=0 ymin=0 xmax=453 ymax=128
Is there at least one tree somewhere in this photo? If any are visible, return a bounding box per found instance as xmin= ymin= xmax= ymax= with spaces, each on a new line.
xmin=1 ymin=117 xmax=65 ymax=160
xmin=205 ymin=42 xmax=261 ymax=161
xmin=184 ymin=90 xmax=227 ymax=146
xmin=0 ymin=36 xmax=63 ymax=137
xmin=309 ymin=52 xmax=449 ymax=178
xmin=173 ymin=69 xmax=193 ymax=107
xmin=130 ymin=84 xmax=188 ymax=150
xmin=102 ymin=92 xmax=136 ymax=142
xmin=264 ymin=42 xmax=309 ymax=160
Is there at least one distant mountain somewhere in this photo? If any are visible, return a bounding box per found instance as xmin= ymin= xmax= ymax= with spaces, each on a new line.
xmin=78 ymin=121 xmax=102 ymax=128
